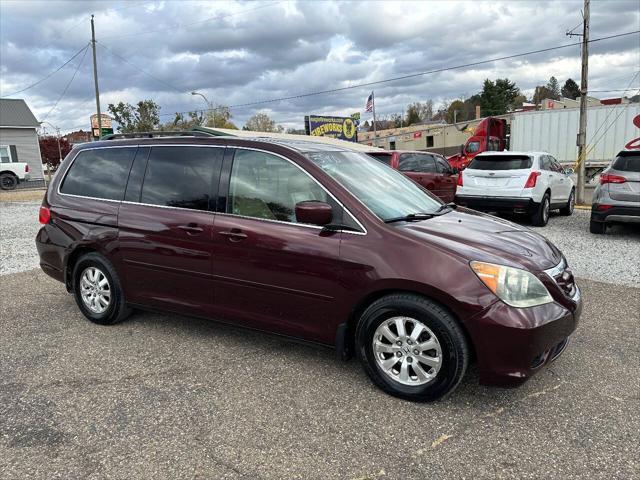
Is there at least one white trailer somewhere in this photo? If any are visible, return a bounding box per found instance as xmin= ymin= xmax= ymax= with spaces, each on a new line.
xmin=509 ymin=104 xmax=640 ymax=179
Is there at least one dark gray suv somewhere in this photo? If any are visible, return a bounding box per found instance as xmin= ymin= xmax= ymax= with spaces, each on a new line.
xmin=590 ymin=150 xmax=640 ymax=234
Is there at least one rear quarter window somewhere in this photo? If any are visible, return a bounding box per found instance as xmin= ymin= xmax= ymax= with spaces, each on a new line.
xmin=368 ymin=152 xmax=393 ymax=165
xmin=612 ymin=153 xmax=640 ymax=172
xmin=60 ymin=147 xmax=136 ymax=200
xmin=468 ymin=155 xmax=532 ymax=170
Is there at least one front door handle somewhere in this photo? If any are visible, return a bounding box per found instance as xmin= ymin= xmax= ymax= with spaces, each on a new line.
xmin=219 ymin=229 xmax=248 ymax=242
xmin=177 ymin=223 xmax=204 ymax=235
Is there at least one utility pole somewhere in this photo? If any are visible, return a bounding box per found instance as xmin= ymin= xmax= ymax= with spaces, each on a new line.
xmin=91 ymin=15 xmax=102 ymax=140
xmin=576 ymin=0 xmax=590 ymax=204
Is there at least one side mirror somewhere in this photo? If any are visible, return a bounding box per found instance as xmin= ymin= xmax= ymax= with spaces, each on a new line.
xmin=295 ymin=201 xmax=332 ymax=226
xmin=451 ymin=167 xmax=459 ymax=175
xmin=564 ymin=168 xmax=574 ymax=175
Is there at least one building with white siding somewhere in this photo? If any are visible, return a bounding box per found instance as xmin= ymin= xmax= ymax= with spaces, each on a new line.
xmin=0 ymin=99 xmax=44 ymax=182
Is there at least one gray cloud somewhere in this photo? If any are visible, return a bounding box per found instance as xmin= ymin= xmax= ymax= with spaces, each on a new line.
xmin=0 ymin=0 xmax=638 ymax=132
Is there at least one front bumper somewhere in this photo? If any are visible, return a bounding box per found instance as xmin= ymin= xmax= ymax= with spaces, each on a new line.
xmin=456 ymin=195 xmax=539 ymax=214
xmin=465 ymin=286 xmax=582 ymax=387
xmin=591 ymin=204 xmax=640 ymax=224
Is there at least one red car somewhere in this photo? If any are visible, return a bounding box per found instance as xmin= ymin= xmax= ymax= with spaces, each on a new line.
xmin=367 ymin=150 xmax=458 ymax=203
xmin=36 ymin=134 xmax=581 ymax=402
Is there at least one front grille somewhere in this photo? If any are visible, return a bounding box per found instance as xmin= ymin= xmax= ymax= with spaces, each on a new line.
xmin=544 ymin=258 xmax=577 ymax=298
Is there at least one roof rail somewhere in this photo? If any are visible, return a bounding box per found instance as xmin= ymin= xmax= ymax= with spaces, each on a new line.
xmin=101 ymin=131 xmax=214 ymax=140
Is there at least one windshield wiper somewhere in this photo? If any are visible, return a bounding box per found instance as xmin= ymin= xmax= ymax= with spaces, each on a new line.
xmin=384 ymin=213 xmax=435 ymax=224
xmin=434 ymin=202 xmax=457 ymax=213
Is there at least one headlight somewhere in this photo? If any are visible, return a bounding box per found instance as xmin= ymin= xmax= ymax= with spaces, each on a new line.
xmin=470 ymin=261 xmax=553 ymax=308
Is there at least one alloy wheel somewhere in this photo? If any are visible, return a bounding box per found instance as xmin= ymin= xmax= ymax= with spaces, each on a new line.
xmin=372 ymin=316 xmax=442 ymax=386
xmin=80 ymin=267 xmax=111 ymax=314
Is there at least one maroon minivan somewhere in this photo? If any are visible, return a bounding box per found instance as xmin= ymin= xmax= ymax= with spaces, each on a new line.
xmin=367 ymin=150 xmax=458 ymax=202
xmin=36 ymin=133 xmax=582 ymax=401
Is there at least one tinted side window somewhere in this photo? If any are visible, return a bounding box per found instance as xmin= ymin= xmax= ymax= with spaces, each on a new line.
xmin=399 ymin=153 xmax=436 ymax=173
xmin=228 ymin=149 xmax=328 ymax=224
xmin=140 ymin=146 xmax=222 ymax=211
xmin=60 ymin=147 xmax=136 ymax=200
xmin=540 ymin=156 xmax=552 ymax=170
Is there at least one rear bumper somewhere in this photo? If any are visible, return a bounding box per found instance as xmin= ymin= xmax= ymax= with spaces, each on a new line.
xmin=591 ymin=204 xmax=640 ymax=223
xmin=465 ymin=287 xmax=582 ymax=387
xmin=456 ymin=195 xmax=538 ymax=214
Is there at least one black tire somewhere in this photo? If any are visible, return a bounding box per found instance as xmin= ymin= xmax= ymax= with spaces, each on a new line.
xmin=589 ymin=219 xmax=606 ymax=234
xmin=0 ymin=173 xmax=18 ymax=190
xmin=72 ymin=252 xmax=132 ymax=325
xmin=559 ymin=189 xmax=575 ymax=216
xmin=355 ymin=293 xmax=469 ymax=402
xmin=531 ymin=192 xmax=550 ymax=226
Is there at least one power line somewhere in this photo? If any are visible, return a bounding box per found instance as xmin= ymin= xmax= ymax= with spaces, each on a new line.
xmin=1 ymin=44 xmax=91 ymax=98
xmin=41 ymin=45 xmax=90 ymax=122
xmin=155 ymin=30 xmax=640 ymax=118
xmin=100 ymin=1 xmax=283 ymax=40
xmin=98 ymin=42 xmax=184 ymax=93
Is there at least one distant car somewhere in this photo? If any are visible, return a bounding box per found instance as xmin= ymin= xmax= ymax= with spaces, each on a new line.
xmin=0 ymin=146 xmax=30 ymax=190
xmin=367 ymin=150 xmax=458 ymax=203
xmin=590 ymin=150 xmax=640 ymax=234
xmin=455 ymin=151 xmax=575 ymax=226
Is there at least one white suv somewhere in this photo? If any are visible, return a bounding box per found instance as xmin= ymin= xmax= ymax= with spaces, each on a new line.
xmin=455 ymin=151 xmax=575 ymax=226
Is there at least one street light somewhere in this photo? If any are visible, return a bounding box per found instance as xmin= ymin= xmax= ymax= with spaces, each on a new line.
xmin=191 ymin=91 xmax=215 ymax=128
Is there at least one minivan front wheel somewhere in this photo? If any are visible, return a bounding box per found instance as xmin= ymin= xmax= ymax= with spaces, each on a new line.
xmin=356 ymin=294 xmax=469 ymax=402
xmin=72 ymin=252 xmax=131 ymax=325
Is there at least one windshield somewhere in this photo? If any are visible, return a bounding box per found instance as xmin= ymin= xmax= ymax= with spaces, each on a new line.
xmin=466 ymin=141 xmax=480 ymax=153
xmin=305 ymin=151 xmax=442 ymax=221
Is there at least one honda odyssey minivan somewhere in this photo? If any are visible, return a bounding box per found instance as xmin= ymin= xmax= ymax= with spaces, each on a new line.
xmin=36 ymin=133 xmax=582 ymax=401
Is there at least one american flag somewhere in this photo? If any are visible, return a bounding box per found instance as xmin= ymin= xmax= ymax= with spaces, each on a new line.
xmin=365 ymin=92 xmax=374 ymax=112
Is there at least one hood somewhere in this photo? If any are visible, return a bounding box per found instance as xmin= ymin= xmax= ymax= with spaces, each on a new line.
xmin=396 ymin=209 xmax=562 ymax=271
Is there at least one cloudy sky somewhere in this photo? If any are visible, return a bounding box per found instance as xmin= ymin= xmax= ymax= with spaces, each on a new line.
xmin=1 ymin=0 xmax=638 ymax=133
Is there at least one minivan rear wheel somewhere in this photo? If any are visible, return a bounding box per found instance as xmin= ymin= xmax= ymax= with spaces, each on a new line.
xmin=72 ymin=252 xmax=131 ymax=325
xmin=355 ymin=294 xmax=469 ymax=402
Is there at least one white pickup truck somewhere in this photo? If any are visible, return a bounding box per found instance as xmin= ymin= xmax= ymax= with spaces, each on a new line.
xmin=0 ymin=146 xmax=30 ymax=189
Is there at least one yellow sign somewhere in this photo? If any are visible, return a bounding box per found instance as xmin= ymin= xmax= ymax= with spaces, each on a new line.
xmin=308 ymin=115 xmax=357 ymax=141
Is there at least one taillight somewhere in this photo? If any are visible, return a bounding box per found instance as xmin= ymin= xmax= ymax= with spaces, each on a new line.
xmin=25 ymin=164 xmax=29 ymax=173
xmin=39 ymin=206 xmax=51 ymax=224
xmin=524 ymin=171 xmax=541 ymax=188
xmin=456 ymin=174 xmax=463 ymax=186
xmin=600 ymin=173 xmax=626 ymax=185
xmin=595 ymin=204 xmax=613 ymax=211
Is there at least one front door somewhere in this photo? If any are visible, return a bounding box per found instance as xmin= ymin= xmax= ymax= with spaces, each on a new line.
xmin=118 ymin=145 xmax=224 ymax=316
xmin=210 ymin=148 xmax=344 ymax=344
xmin=435 ymin=155 xmax=457 ymax=203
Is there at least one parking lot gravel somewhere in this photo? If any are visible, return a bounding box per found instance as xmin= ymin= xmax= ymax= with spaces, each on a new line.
xmin=0 ymin=201 xmax=41 ymax=275
xmin=1 ymin=270 xmax=638 ymax=479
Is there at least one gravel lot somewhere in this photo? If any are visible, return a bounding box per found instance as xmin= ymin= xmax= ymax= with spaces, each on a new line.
xmin=2 ymin=201 xmax=638 ymax=287
xmin=1 ymin=199 xmax=639 ymax=478
xmin=0 ymin=201 xmax=42 ymax=275
xmin=1 ymin=271 xmax=638 ymax=479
